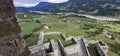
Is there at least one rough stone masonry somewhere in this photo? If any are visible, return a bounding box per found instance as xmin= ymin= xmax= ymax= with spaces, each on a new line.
xmin=0 ymin=0 xmax=30 ymax=56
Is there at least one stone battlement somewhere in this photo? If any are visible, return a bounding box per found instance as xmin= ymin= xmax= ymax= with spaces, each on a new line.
xmin=29 ymin=32 xmax=108 ymax=56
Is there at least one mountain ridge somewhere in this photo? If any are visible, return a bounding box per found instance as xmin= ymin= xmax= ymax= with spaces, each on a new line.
xmin=16 ymin=0 xmax=120 ymax=16
xmin=16 ymin=2 xmax=54 ymax=11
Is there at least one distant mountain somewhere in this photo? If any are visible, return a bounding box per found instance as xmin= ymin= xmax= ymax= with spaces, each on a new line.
xmin=38 ymin=0 xmax=120 ymax=16
xmin=16 ymin=7 xmax=29 ymax=12
xmin=16 ymin=2 xmax=53 ymax=12
xmin=16 ymin=0 xmax=120 ymax=16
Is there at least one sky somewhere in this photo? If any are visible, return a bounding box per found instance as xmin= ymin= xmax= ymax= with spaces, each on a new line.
xmin=14 ymin=0 xmax=69 ymax=7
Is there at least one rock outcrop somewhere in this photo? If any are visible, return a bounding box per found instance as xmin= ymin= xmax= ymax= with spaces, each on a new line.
xmin=0 ymin=0 xmax=30 ymax=56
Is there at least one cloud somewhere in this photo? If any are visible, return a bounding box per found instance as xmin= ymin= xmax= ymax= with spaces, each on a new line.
xmin=41 ymin=0 xmax=68 ymax=3
xmin=14 ymin=2 xmax=39 ymax=7
xmin=22 ymin=3 xmax=39 ymax=7
xmin=14 ymin=0 xmax=69 ymax=7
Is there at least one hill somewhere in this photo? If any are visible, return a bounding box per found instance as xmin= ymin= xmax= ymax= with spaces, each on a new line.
xmin=16 ymin=2 xmax=53 ymax=12
xmin=16 ymin=0 xmax=120 ymax=16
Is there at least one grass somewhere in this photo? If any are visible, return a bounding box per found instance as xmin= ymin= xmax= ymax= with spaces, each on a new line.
xmin=19 ymin=21 xmax=42 ymax=39
xmin=104 ymin=24 xmax=120 ymax=32
xmin=38 ymin=16 xmax=89 ymax=37
xmin=25 ymin=33 xmax=39 ymax=46
xmin=44 ymin=35 xmax=64 ymax=43
xmin=47 ymin=53 xmax=53 ymax=56
xmin=88 ymin=34 xmax=120 ymax=56
xmin=44 ymin=34 xmax=75 ymax=47
xmin=18 ymin=13 xmax=120 ymax=56
xmin=62 ymin=40 xmax=74 ymax=47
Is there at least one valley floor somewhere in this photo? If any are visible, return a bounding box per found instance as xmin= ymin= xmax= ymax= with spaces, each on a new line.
xmin=17 ymin=13 xmax=120 ymax=56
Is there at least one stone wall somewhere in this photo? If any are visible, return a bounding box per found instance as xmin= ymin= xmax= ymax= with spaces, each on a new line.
xmin=0 ymin=0 xmax=30 ymax=56
xmin=39 ymin=32 xmax=74 ymax=41
xmin=73 ymin=37 xmax=90 ymax=56
xmin=50 ymin=39 xmax=59 ymax=56
xmin=81 ymin=38 xmax=90 ymax=56
xmin=38 ymin=32 xmax=44 ymax=44
xmin=58 ymin=40 xmax=67 ymax=56
xmin=64 ymin=44 xmax=79 ymax=56
xmin=96 ymin=41 xmax=108 ymax=56
xmin=29 ymin=44 xmax=46 ymax=56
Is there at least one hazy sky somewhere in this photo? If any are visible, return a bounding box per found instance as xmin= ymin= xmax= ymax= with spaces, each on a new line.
xmin=14 ymin=0 xmax=69 ymax=7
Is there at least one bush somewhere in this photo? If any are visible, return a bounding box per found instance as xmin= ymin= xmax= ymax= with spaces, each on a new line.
xmin=23 ymin=33 xmax=32 ymax=39
xmin=36 ymin=20 xmax=41 ymax=23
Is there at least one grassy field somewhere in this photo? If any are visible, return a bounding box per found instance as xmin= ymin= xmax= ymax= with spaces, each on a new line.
xmin=44 ymin=34 xmax=75 ymax=47
xmin=104 ymin=24 xmax=120 ymax=32
xmin=18 ymin=13 xmax=120 ymax=56
xmin=19 ymin=22 xmax=42 ymax=37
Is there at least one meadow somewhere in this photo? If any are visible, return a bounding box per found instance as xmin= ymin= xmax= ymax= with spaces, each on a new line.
xmin=17 ymin=13 xmax=120 ymax=56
